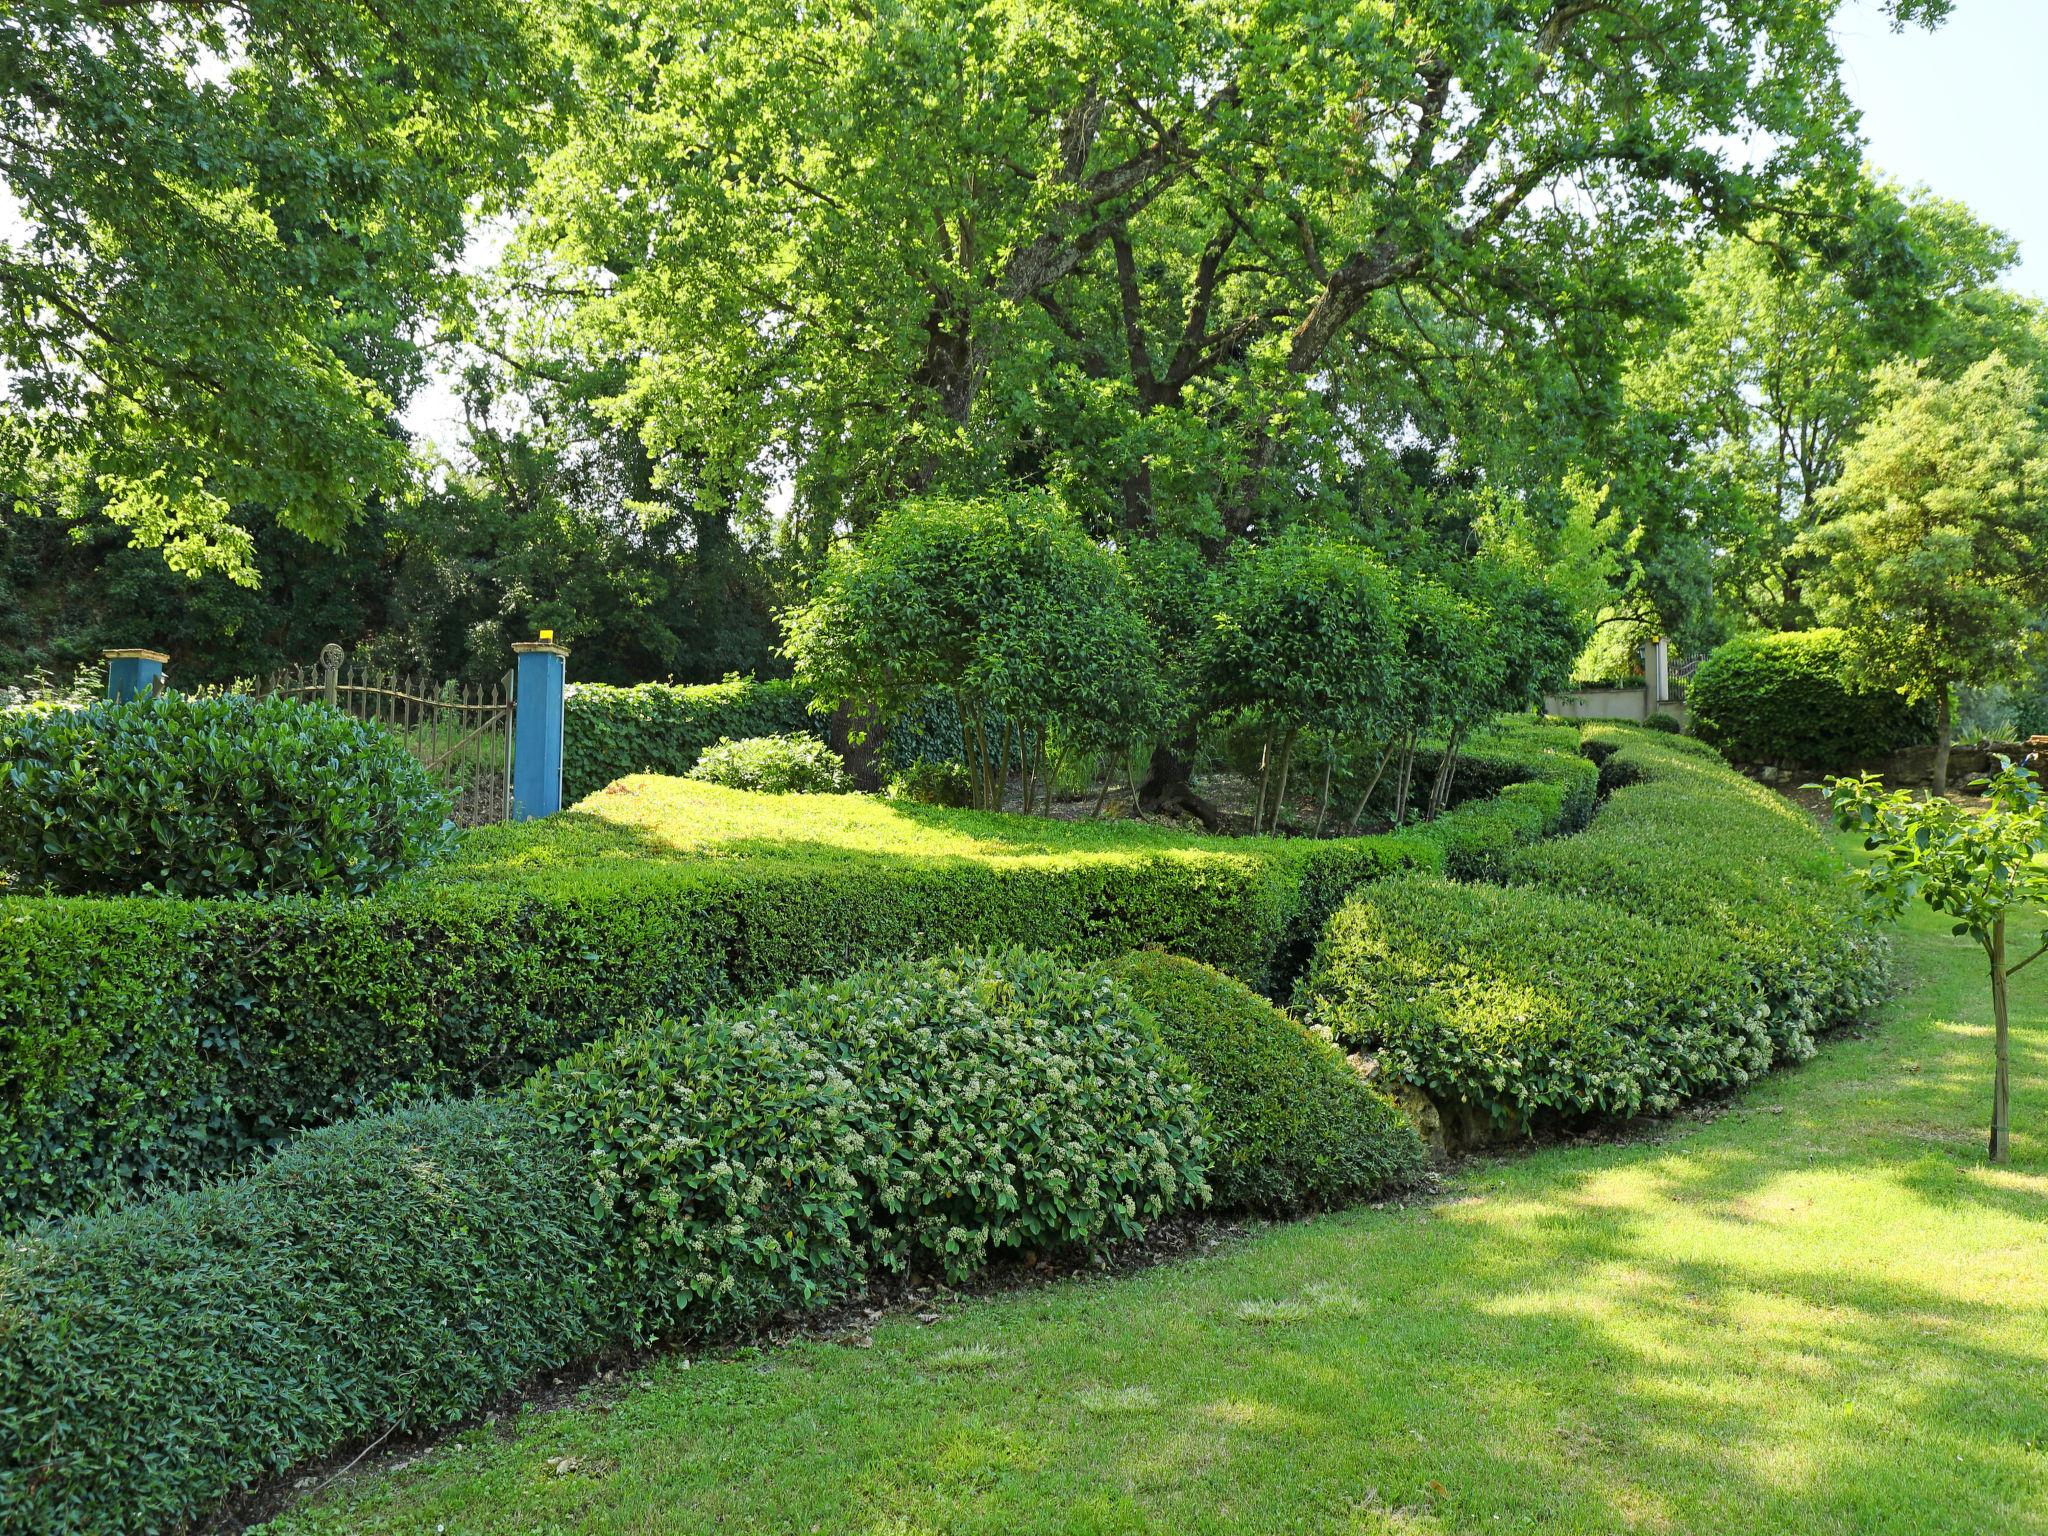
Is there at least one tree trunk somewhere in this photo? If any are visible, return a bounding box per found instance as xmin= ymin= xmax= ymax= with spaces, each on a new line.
xmin=1093 ymin=756 xmax=1113 ymax=818
xmin=1391 ymin=731 xmax=1417 ymax=828
xmin=1314 ymin=750 xmax=1334 ymax=838
xmin=1136 ymin=729 xmax=1225 ymax=831
xmin=1253 ymin=728 xmax=1274 ymax=834
xmin=1269 ymin=727 xmax=1298 ymax=836
xmin=1346 ymin=738 xmax=1398 ymax=833
xmin=1932 ymin=686 xmax=1954 ymax=796
xmin=1990 ymin=919 xmax=2011 ymax=1164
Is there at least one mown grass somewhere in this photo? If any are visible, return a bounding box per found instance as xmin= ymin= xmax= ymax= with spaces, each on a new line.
xmin=265 ymin=845 xmax=2048 ymax=1536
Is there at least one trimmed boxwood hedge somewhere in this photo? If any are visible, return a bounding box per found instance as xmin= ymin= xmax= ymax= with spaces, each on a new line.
xmin=0 ymin=721 xmax=1582 ymax=1230
xmin=1108 ymin=950 xmax=1424 ymax=1213
xmin=1295 ymin=724 xmax=1885 ymax=1141
xmin=1686 ymin=629 xmax=1934 ymax=767
xmin=0 ymin=952 xmax=1207 ymax=1536
xmin=562 ymin=675 xmax=814 ymax=803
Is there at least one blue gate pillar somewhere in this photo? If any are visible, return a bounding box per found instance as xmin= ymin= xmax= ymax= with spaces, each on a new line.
xmin=510 ymin=637 xmax=569 ymax=820
xmin=104 ymin=649 xmax=168 ymax=702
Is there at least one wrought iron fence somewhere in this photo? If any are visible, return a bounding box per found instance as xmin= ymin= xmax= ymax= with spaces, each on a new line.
xmin=265 ymin=645 xmax=514 ymax=825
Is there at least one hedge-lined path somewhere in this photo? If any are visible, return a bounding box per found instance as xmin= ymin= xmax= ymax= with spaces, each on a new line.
xmin=267 ymin=860 xmax=2047 ymax=1536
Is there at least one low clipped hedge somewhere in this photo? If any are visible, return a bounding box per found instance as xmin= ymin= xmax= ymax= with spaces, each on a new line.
xmin=0 ymin=721 xmax=1583 ymax=1229
xmin=1108 ymin=950 xmax=1423 ymax=1213
xmin=1295 ymin=876 xmax=1774 ymax=1140
xmin=1686 ymin=629 xmax=1933 ymax=767
xmin=1296 ymin=724 xmax=1884 ymax=1141
xmin=0 ymin=951 xmax=1205 ymax=1535
xmin=563 ymin=675 xmax=814 ymax=802
xmin=0 ymin=1097 xmax=615 ymax=1536
xmin=0 ymin=691 xmax=451 ymax=897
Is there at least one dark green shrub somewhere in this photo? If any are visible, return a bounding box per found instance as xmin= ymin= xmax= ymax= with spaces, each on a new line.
xmin=562 ymin=675 xmax=813 ymax=802
xmin=0 ymin=951 xmax=1212 ymax=1533
xmin=1294 ymin=876 xmax=1774 ymax=1137
xmin=1107 ymin=950 xmax=1424 ymax=1213
xmin=0 ymin=716 xmax=1592 ymax=1228
xmin=1687 ymin=629 xmax=1934 ymax=766
xmin=686 ymin=732 xmax=851 ymax=794
xmin=0 ymin=691 xmax=451 ymax=897
xmin=0 ymin=1098 xmax=613 ymax=1536
xmin=526 ymin=1012 xmax=868 ymax=1344
xmin=1509 ymin=727 xmax=1888 ymax=1061
xmin=887 ymin=758 xmax=973 ymax=807
xmin=1644 ymin=711 xmax=1684 ymax=733
xmin=768 ymin=951 xmax=1207 ymax=1279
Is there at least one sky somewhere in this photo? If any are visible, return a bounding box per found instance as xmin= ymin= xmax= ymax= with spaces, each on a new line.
xmin=1833 ymin=0 xmax=2047 ymax=297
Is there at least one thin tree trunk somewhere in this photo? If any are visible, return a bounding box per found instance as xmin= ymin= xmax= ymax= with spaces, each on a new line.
xmin=1253 ymin=728 xmax=1274 ymax=835
xmin=1392 ymin=731 xmax=1417 ymax=828
xmin=1933 ymin=686 xmax=1955 ymax=796
xmin=1314 ymin=749 xmax=1335 ymax=838
xmin=1269 ymin=727 xmax=1298 ymax=836
xmin=1092 ymin=755 xmax=1113 ymax=818
xmin=1346 ymin=737 xmax=1398 ymax=833
xmin=1990 ymin=919 xmax=2011 ymax=1163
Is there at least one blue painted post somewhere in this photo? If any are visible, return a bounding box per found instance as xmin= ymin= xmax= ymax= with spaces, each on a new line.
xmin=510 ymin=639 xmax=568 ymax=820
xmin=104 ymin=648 xmax=168 ymax=703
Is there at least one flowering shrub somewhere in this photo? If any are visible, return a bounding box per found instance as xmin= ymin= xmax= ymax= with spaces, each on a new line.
xmin=686 ymin=732 xmax=851 ymax=794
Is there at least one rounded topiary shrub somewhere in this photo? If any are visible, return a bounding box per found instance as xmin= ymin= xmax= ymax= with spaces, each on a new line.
xmin=768 ymin=950 xmax=1209 ymax=1281
xmin=0 ymin=691 xmax=451 ymax=897
xmin=525 ymin=1011 xmax=869 ymax=1344
xmin=1686 ymin=629 xmax=1934 ymax=767
xmin=685 ymin=732 xmax=851 ymax=794
xmin=1108 ymin=951 xmax=1425 ymax=1213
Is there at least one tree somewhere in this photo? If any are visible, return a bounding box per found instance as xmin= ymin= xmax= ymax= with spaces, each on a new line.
xmin=783 ymin=492 xmax=1162 ymax=812
xmin=1632 ymin=178 xmax=2042 ymax=630
xmin=1823 ymin=759 xmax=2048 ymax=1163
xmin=1799 ymin=353 xmax=2048 ymax=792
xmin=0 ymin=0 xmax=557 ymax=581
xmin=1210 ymin=533 xmax=1402 ymax=835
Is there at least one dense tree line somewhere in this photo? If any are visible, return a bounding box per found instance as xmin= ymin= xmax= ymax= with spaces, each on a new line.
xmin=11 ymin=0 xmax=2047 ymax=784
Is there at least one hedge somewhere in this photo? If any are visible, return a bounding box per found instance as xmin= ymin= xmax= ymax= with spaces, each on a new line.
xmin=1107 ymin=950 xmax=1424 ymax=1213
xmin=562 ymin=675 xmax=814 ymax=802
xmin=0 ymin=720 xmax=1584 ymax=1229
xmin=1295 ymin=724 xmax=1885 ymax=1140
xmin=1686 ymin=629 xmax=1934 ymax=767
xmin=0 ymin=953 xmax=1206 ymax=1535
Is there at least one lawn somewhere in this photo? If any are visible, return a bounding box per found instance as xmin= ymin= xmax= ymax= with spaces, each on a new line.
xmin=265 ymin=842 xmax=2048 ymax=1536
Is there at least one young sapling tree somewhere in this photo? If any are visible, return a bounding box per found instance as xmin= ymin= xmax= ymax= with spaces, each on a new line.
xmin=1823 ymin=759 xmax=2048 ymax=1162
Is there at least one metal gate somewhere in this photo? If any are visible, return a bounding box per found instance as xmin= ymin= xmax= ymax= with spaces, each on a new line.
xmin=266 ymin=643 xmax=515 ymax=825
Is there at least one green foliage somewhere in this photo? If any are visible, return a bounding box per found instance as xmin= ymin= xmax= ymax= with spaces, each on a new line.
xmin=1107 ymin=951 xmax=1423 ymax=1214
xmin=0 ymin=1097 xmax=613 ymax=1536
xmin=1508 ymin=728 xmax=1887 ymax=1064
xmin=0 ymin=692 xmax=452 ymax=897
xmin=0 ymin=785 xmax=1427 ymax=1228
xmin=1799 ymin=353 xmax=2048 ymax=782
xmin=0 ymin=950 xmax=1211 ymax=1532
xmin=1 ymin=0 xmax=558 ymax=580
xmin=764 ymin=952 xmax=1207 ymax=1280
xmin=1213 ymin=533 xmax=1402 ymax=742
xmin=1296 ymin=875 xmax=1774 ymax=1134
xmin=1297 ymin=726 xmax=1884 ymax=1137
xmin=785 ymin=492 xmax=1162 ymax=812
xmin=687 ymin=734 xmax=851 ymax=795
xmin=887 ymin=759 xmax=974 ymax=808
xmin=526 ymin=1013 xmax=868 ymax=1345
xmin=1687 ymin=629 xmax=1935 ymax=766
xmin=1644 ymin=712 xmax=1684 ymax=734
xmin=563 ymin=676 xmax=813 ymax=803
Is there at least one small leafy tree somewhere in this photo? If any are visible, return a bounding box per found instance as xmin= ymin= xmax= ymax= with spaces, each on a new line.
xmin=783 ymin=492 xmax=1162 ymax=812
xmin=1799 ymin=353 xmax=2048 ymax=792
xmin=1823 ymin=760 xmax=2048 ymax=1162
xmin=1211 ymin=532 xmax=1402 ymax=835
